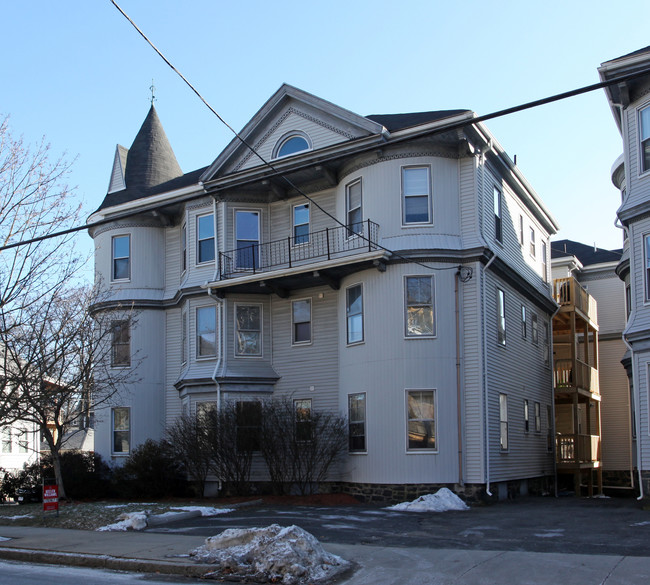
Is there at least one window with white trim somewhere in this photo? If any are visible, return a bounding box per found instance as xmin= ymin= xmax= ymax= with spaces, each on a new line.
xmin=293 ymin=203 xmax=310 ymax=245
xmin=196 ymin=306 xmax=217 ymax=358
xmin=405 ymin=275 xmax=435 ymax=337
xmin=529 ymin=228 xmax=536 ymax=258
xmin=494 ymin=187 xmax=502 ymax=242
xmin=17 ymin=427 xmax=28 ymax=454
xmin=1 ymin=427 xmax=11 ymax=453
xmin=112 ymin=235 xmax=130 ymax=281
xmin=640 ymin=104 xmax=650 ymax=174
xmin=524 ymin=399 xmax=529 ymax=433
xmin=532 ymin=313 xmax=539 ymax=345
xmin=235 ymin=210 xmax=260 ymax=269
xmin=346 ymin=179 xmax=362 ymax=236
xmin=292 ymin=299 xmax=311 ymax=345
xmin=543 ymin=322 xmax=550 ymax=366
xmin=235 ymin=304 xmax=262 ymax=356
xmin=542 ymin=240 xmax=548 ymax=282
xmin=346 ymin=284 xmax=363 ymax=344
xmin=274 ymin=134 xmax=310 ymax=158
xmin=112 ymin=407 xmax=130 ymax=454
xmin=534 ymin=401 xmax=541 ymax=432
xmin=497 ymin=289 xmax=506 ymax=346
xmin=111 ymin=320 xmax=130 ymax=367
xmin=181 ymin=223 xmax=187 ymax=273
xmin=402 ymin=166 xmax=431 ymax=224
xmin=407 ymin=390 xmax=436 ymax=450
xmin=197 ymin=213 xmax=215 ymax=264
xmin=348 ymin=392 xmax=366 ymax=452
xmin=521 ymin=305 xmax=527 ymax=339
xmin=499 ymin=393 xmax=508 ymax=451
xmin=519 ymin=215 xmax=524 ymax=246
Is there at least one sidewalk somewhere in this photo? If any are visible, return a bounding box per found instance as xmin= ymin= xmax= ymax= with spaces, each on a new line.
xmin=0 ymin=525 xmax=649 ymax=584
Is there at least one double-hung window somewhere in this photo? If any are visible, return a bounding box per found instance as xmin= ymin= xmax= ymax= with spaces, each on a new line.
xmin=532 ymin=313 xmax=539 ymax=345
xmin=236 ymin=401 xmax=261 ymax=451
xmin=497 ymin=289 xmax=506 ymax=346
xmin=535 ymin=402 xmax=541 ymax=432
xmin=196 ymin=306 xmax=217 ymax=358
xmin=499 ymin=393 xmax=508 ymax=451
xmin=519 ymin=215 xmax=524 ymax=246
xmin=111 ymin=320 xmax=130 ymax=367
xmin=402 ymin=166 xmax=431 ymax=224
xmin=543 ymin=322 xmax=550 ymax=366
xmin=112 ymin=407 xmax=130 ymax=454
xmin=294 ymin=399 xmax=312 ymax=442
xmin=292 ymin=299 xmax=311 ymax=345
xmin=293 ymin=204 xmax=310 ymax=245
xmin=640 ymin=104 xmax=650 ymax=174
xmin=407 ymin=390 xmax=436 ymax=450
xmin=529 ymin=228 xmax=536 ymax=258
xmin=197 ymin=214 xmax=215 ymax=264
xmin=346 ymin=179 xmax=362 ymax=236
xmin=112 ymin=235 xmax=130 ymax=281
xmin=405 ymin=276 xmax=435 ymax=337
xmin=181 ymin=223 xmax=187 ymax=273
xmin=346 ymin=284 xmax=364 ymax=344
xmin=494 ymin=188 xmax=503 ymax=242
xmin=181 ymin=309 xmax=188 ymax=365
xmin=235 ymin=304 xmax=262 ymax=356
xmin=524 ymin=399 xmax=530 ymax=433
xmin=235 ymin=210 xmax=260 ymax=269
xmin=521 ymin=305 xmax=527 ymax=339
xmin=348 ymin=393 xmax=366 ymax=452
xmin=1 ymin=428 xmax=11 ymax=453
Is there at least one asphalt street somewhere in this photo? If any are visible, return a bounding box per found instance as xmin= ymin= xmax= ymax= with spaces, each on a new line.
xmin=146 ymin=495 xmax=650 ymax=557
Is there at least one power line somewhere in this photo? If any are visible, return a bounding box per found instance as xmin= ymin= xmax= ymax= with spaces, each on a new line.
xmin=2 ymin=3 xmax=647 ymax=268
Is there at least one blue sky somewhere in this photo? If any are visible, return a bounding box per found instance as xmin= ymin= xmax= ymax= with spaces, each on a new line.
xmin=1 ymin=0 xmax=648 ymax=261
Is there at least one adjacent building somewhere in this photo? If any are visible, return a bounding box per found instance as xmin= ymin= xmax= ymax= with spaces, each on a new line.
xmin=89 ymin=85 xmax=558 ymax=500
xmin=599 ymin=46 xmax=650 ymax=497
xmin=551 ymin=240 xmax=632 ymax=495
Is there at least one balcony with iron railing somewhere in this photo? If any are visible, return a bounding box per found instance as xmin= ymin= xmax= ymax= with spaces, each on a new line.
xmin=218 ymin=220 xmax=380 ymax=280
xmin=552 ymin=277 xmax=598 ymax=326
xmin=553 ymin=358 xmax=600 ymax=398
xmin=556 ymin=433 xmax=601 ymax=467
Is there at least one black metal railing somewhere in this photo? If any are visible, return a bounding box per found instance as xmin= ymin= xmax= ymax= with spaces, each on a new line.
xmin=219 ymin=220 xmax=380 ymax=279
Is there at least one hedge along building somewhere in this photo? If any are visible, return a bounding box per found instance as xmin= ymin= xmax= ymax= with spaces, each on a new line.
xmin=88 ymin=85 xmax=559 ymax=501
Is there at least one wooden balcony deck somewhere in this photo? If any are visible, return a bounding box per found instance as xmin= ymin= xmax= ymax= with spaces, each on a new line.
xmin=553 ymin=358 xmax=600 ymax=399
xmin=552 ymin=277 xmax=598 ymax=327
xmin=556 ymin=433 xmax=601 ymax=467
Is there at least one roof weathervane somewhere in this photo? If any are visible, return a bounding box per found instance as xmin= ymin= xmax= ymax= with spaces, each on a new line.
xmin=149 ymin=79 xmax=157 ymax=106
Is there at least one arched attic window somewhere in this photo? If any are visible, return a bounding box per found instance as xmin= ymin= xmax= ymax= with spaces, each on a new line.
xmin=273 ymin=131 xmax=311 ymax=159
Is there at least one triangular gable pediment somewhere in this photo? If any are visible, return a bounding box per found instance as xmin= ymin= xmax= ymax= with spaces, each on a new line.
xmin=200 ymin=84 xmax=386 ymax=181
xmin=107 ymin=145 xmax=128 ymax=194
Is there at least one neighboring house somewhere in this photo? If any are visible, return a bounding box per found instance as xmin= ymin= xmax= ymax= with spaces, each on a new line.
xmin=599 ymin=46 xmax=650 ymax=498
xmin=551 ymin=239 xmax=633 ymax=494
xmin=0 ymin=421 xmax=39 ymax=473
xmin=88 ymin=84 xmax=558 ymax=501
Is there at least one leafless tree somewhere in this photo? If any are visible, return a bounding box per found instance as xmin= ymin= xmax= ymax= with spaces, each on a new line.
xmin=0 ymin=115 xmax=83 ymax=325
xmin=0 ymin=285 xmax=137 ymax=499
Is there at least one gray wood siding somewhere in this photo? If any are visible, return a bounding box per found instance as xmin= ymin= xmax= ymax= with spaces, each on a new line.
xmin=484 ymin=271 xmax=555 ymax=482
xmin=338 ymin=265 xmax=460 ymax=485
xmin=164 ymin=224 xmax=181 ymax=297
xmin=269 ymin=189 xmax=337 ymax=242
xmin=459 ymin=156 xmax=481 ymax=249
xmin=632 ymin=350 xmax=650 ymax=471
xmin=580 ymin=273 xmax=625 ymax=336
xmin=182 ymin=202 xmax=218 ymax=289
xmin=461 ymin=263 xmax=486 ymax=483
xmin=626 ymin=217 xmax=650 ymax=338
xmin=481 ymin=165 xmax=551 ymax=293
xmin=599 ymin=338 xmax=633 ymax=472
xmin=165 ymin=308 xmax=183 ymax=425
xmin=270 ymin=286 xmax=339 ymax=412
xmin=623 ymin=100 xmax=650 ymax=212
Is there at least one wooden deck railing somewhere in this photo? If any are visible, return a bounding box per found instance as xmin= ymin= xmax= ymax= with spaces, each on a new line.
xmin=553 ymin=358 xmax=600 ymax=396
xmin=556 ymin=434 xmax=600 ymax=464
xmin=552 ymin=277 xmax=598 ymax=324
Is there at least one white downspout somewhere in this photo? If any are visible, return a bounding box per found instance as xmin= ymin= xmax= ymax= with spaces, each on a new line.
xmin=623 ymin=333 xmax=644 ymax=500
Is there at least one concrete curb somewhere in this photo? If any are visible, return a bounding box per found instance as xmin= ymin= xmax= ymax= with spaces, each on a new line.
xmin=0 ymin=546 xmax=211 ymax=578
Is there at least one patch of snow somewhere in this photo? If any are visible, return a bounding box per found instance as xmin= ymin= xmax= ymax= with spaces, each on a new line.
xmin=0 ymin=536 xmax=11 ymax=542
xmin=191 ymin=524 xmax=350 ymax=584
xmin=632 ymin=521 xmax=650 ymax=527
xmin=5 ymin=514 xmax=33 ymax=520
xmin=385 ymin=488 xmax=469 ymax=512
xmin=103 ymin=503 xmax=156 ymax=509
xmin=97 ymin=511 xmax=148 ymax=532
xmin=171 ymin=506 xmax=234 ymax=516
xmin=534 ymin=529 xmax=564 ymax=538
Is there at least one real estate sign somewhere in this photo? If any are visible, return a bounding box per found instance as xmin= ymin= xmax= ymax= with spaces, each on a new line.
xmin=43 ymin=485 xmax=58 ymax=512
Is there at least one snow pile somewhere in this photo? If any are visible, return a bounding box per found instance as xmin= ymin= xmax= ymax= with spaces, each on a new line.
xmin=173 ymin=506 xmax=234 ymax=516
xmin=386 ymin=488 xmax=469 ymax=512
xmin=191 ymin=524 xmax=350 ymax=584
xmin=97 ymin=511 xmax=148 ymax=531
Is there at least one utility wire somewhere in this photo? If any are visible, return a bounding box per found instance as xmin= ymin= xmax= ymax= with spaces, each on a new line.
xmin=2 ymin=2 xmax=647 ymax=265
